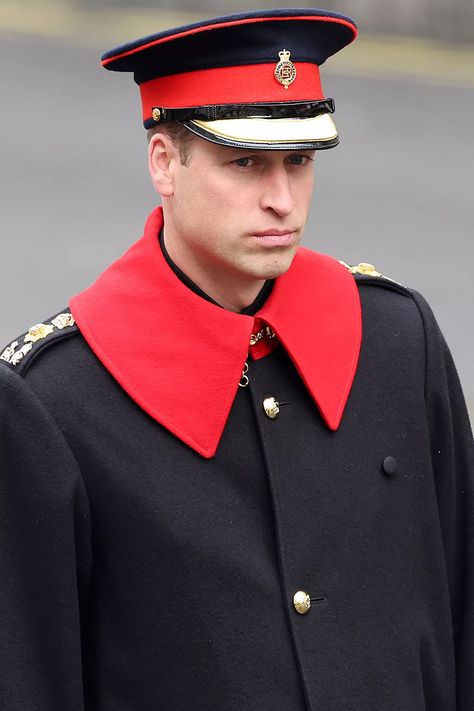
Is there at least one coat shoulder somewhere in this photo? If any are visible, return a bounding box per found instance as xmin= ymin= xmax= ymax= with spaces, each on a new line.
xmin=0 ymin=310 xmax=78 ymax=377
xmin=339 ymin=260 xmax=412 ymax=299
xmin=340 ymin=260 xmax=438 ymax=346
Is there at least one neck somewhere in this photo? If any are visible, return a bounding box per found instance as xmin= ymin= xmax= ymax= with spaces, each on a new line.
xmin=197 ymin=276 xmax=266 ymax=313
xmin=162 ymin=228 xmax=266 ymax=314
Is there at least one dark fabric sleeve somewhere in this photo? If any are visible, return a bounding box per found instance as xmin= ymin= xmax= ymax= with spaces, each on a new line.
xmin=0 ymin=365 xmax=91 ymax=711
xmin=412 ymin=291 xmax=474 ymax=710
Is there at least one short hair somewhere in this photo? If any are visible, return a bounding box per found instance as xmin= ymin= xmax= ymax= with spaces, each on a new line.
xmin=147 ymin=122 xmax=195 ymax=166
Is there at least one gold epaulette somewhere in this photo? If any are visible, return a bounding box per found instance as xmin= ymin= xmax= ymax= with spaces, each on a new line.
xmin=0 ymin=312 xmax=76 ymax=367
xmin=339 ymin=261 xmax=404 ymax=287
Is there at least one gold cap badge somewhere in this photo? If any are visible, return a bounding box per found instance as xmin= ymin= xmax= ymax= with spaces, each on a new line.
xmin=274 ymin=49 xmax=296 ymax=89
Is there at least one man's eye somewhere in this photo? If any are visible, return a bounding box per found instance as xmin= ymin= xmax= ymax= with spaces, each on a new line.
xmin=288 ymin=155 xmax=309 ymax=165
xmin=234 ymin=157 xmax=255 ymax=167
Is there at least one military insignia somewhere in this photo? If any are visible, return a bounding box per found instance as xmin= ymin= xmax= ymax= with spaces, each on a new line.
xmin=25 ymin=323 xmax=55 ymax=343
xmin=339 ymin=261 xmax=404 ymax=287
xmin=274 ymin=49 xmax=296 ymax=89
xmin=9 ymin=342 xmax=33 ymax=366
xmin=0 ymin=341 xmax=19 ymax=363
xmin=348 ymin=262 xmax=382 ymax=277
xmin=249 ymin=325 xmax=276 ymax=347
xmin=1 ymin=311 xmax=76 ymax=368
xmin=52 ymin=313 xmax=76 ymax=330
xmin=1 ymin=340 xmax=34 ymax=365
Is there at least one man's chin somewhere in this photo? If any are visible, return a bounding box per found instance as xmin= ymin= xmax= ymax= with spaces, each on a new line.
xmin=252 ymin=250 xmax=298 ymax=281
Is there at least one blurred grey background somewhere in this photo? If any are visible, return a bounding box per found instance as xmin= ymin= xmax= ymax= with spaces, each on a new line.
xmin=0 ymin=0 xmax=473 ymax=421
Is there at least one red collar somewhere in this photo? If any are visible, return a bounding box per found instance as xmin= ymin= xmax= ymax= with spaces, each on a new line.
xmin=69 ymin=207 xmax=361 ymax=458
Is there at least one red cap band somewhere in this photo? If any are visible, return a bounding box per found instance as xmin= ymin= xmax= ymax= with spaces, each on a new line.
xmin=140 ymin=62 xmax=323 ymax=121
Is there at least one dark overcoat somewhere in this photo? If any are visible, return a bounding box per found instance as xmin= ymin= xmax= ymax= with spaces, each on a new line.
xmin=0 ymin=208 xmax=472 ymax=711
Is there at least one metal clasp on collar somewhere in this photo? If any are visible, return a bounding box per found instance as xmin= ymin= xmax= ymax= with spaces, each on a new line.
xmin=239 ymin=361 xmax=249 ymax=388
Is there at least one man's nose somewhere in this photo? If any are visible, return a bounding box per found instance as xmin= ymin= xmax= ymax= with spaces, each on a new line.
xmin=259 ymin=167 xmax=295 ymax=216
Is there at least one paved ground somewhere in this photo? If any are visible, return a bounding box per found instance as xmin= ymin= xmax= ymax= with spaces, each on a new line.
xmin=0 ymin=9 xmax=473 ymax=421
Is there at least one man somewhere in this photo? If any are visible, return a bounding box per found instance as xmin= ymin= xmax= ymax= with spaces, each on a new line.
xmin=0 ymin=8 xmax=472 ymax=711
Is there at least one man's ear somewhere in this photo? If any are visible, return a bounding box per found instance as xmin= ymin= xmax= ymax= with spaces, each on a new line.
xmin=148 ymin=132 xmax=176 ymax=198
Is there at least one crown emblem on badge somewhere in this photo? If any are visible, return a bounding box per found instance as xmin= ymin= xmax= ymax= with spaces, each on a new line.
xmin=274 ymin=49 xmax=296 ymax=89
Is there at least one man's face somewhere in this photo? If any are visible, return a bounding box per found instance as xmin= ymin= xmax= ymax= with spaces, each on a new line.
xmin=154 ymin=132 xmax=315 ymax=285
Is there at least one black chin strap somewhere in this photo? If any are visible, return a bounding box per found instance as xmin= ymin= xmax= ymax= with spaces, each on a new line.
xmin=147 ymin=99 xmax=335 ymax=127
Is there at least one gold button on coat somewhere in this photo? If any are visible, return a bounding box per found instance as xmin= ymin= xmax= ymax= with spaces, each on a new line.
xmin=263 ymin=396 xmax=280 ymax=419
xmin=293 ymin=590 xmax=311 ymax=615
